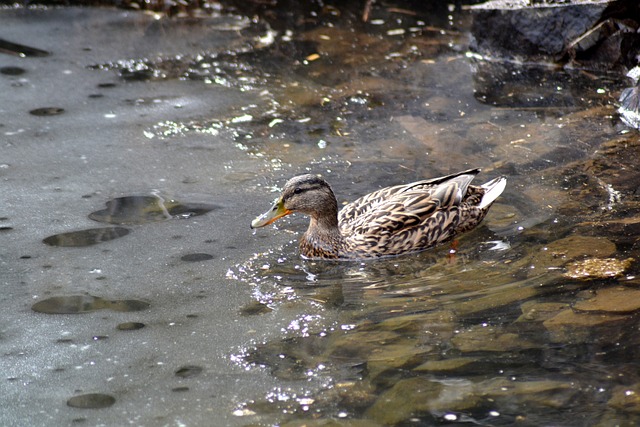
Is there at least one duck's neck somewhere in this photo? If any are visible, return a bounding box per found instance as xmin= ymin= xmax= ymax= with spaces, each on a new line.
xmin=300 ymin=214 xmax=345 ymax=259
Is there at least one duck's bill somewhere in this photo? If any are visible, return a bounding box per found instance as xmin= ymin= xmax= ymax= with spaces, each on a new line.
xmin=251 ymin=199 xmax=291 ymax=228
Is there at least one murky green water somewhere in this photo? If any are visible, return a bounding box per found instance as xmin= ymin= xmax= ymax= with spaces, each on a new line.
xmin=2 ymin=2 xmax=639 ymax=426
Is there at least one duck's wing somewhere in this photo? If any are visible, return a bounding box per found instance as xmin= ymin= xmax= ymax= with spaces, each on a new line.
xmin=339 ymin=171 xmax=483 ymax=256
xmin=339 ymin=168 xmax=480 ymax=232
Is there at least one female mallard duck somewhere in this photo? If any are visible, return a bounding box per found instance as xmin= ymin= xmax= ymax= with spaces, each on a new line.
xmin=251 ymin=169 xmax=506 ymax=259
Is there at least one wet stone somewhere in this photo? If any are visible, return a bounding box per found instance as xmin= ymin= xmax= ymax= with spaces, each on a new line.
xmin=451 ymin=325 xmax=538 ymax=352
xmin=469 ymin=0 xmax=613 ymax=59
xmin=543 ymin=308 xmax=628 ymax=344
xmin=0 ymin=66 xmax=25 ymax=76
xmin=368 ymin=310 xmax=457 ymax=336
xmin=180 ymin=253 xmax=214 ymax=262
xmin=564 ymin=257 xmax=634 ymax=280
xmin=239 ymin=301 xmax=273 ymax=316
xmin=365 ymin=377 xmax=478 ymax=425
xmin=116 ymin=322 xmax=145 ymax=331
xmin=175 ymin=365 xmax=204 ymax=378
xmin=325 ymin=330 xmax=402 ymax=360
xmin=29 ymin=107 xmax=65 ymax=116
xmin=449 ymin=282 xmax=539 ymax=317
xmin=517 ymin=301 xmax=570 ymax=323
xmin=573 ymin=286 xmax=640 ymax=314
xmin=366 ymin=344 xmax=433 ymax=382
xmin=43 ymin=227 xmax=130 ymax=247
xmin=89 ymin=196 xmax=219 ymax=225
xmin=480 ymin=378 xmax=578 ymax=409
xmin=32 ymin=295 xmax=149 ymax=314
xmin=67 ymin=393 xmax=116 ymax=409
xmin=413 ymin=357 xmax=480 ymax=374
xmin=608 ymin=384 xmax=640 ymax=414
xmin=528 ymin=236 xmax=617 ymax=270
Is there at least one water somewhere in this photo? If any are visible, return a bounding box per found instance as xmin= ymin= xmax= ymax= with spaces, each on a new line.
xmin=1 ymin=3 xmax=639 ymax=426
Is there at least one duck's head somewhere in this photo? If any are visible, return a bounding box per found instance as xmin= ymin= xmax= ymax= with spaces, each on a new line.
xmin=251 ymin=174 xmax=337 ymax=228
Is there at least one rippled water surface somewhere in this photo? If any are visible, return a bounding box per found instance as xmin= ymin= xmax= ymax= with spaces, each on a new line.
xmin=1 ymin=2 xmax=639 ymax=426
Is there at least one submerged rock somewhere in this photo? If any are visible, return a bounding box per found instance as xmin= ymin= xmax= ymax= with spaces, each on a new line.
xmin=480 ymin=378 xmax=578 ymax=409
xmin=608 ymin=384 xmax=640 ymax=414
xmin=573 ymin=286 xmax=640 ymax=313
xmin=543 ymin=308 xmax=628 ymax=343
xmin=451 ymin=325 xmax=538 ymax=352
xmin=366 ymin=344 xmax=433 ymax=382
xmin=564 ymin=257 xmax=634 ymax=280
xmin=517 ymin=301 xmax=571 ymax=323
xmin=365 ymin=377 xmax=478 ymax=424
xmin=528 ymin=236 xmax=617 ymax=270
xmin=413 ymin=357 xmax=480 ymax=373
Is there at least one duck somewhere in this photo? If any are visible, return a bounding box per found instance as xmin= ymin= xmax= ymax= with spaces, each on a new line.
xmin=250 ymin=168 xmax=506 ymax=259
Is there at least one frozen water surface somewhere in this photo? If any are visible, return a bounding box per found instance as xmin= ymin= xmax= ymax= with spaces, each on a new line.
xmin=0 ymin=7 xmax=302 ymax=427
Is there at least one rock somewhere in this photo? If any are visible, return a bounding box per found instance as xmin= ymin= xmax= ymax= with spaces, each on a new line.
xmin=449 ymin=280 xmax=540 ymax=317
xmin=467 ymin=0 xmax=640 ymax=108
xmin=468 ymin=0 xmax=611 ymax=59
xmin=468 ymin=0 xmax=638 ymax=62
xmin=370 ymin=310 xmax=457 ymax=335
xmin=543 ymin=308 xmax=628 ymax=343
xmin=577 ymin=217 xmax=640 ymax=245
xmin=315 ymin=380 xmax=377 ymax=411
xmin=608 ymin=384 xmax=640 ymax=414
xmin=325 ymin=330 xmax=402 ymax=360
xmin=480 ymin=378 xmax=578 ymax=408
xmin=528 ymin=236 xmax=617 ymax=270
xmin=451 ymin=325 xmax=538 ymax=352
xmin=573 ymin=286 xmax=640 ymax=313
xmin=564 ymin=257 xmax=634 ymax=280
xmin=366 ymin=344 xmax=433 ymax=382
xmin=517 ymin=301 xmax=571 ymax=323
xmin=364 ymin=377 xmax=478 ymax=425
xmin=413 ymin=357 xmax=479 ymax=373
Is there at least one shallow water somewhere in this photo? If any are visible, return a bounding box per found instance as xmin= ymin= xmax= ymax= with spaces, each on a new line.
xmin=1 ymin=3 xmax=639 ymax=427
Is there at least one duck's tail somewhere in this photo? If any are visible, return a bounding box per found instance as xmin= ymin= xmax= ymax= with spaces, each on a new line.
xmin=478 ymin=176 xmax=507 ymax=209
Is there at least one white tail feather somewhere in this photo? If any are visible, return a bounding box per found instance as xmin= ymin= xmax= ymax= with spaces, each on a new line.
xmin=478 ymin=176 xmax=507 ymax=209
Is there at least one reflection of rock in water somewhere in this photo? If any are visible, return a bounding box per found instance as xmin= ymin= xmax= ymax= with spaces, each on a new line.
xmin=89 ymin=195 xmax=220 ymax=225
xmin=32 ymin=295 xmax=150 ymax=314
xmin=42 ymin=227 xmax=130 ymax=247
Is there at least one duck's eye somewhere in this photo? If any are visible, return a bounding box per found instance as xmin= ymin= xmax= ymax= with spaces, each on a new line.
xmin=293 ymin=187 xmax=303 ymax=195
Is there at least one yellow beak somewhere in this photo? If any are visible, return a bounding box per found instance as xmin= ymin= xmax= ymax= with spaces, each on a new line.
xmin=251 ymin=198 xmax=292 ymax=228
